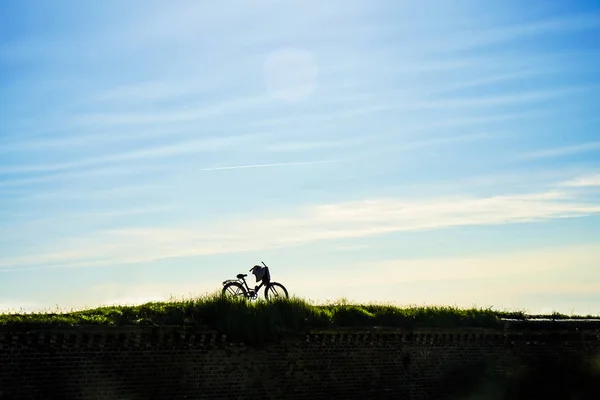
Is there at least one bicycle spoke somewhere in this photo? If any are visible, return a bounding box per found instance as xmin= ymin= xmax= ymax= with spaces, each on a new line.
xmin=225 ymin=286 xmax=244 ymax=297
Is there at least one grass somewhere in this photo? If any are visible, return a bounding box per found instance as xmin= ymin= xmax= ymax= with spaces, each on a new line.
xmin=1 ymin=293 xmax=598 ymax=345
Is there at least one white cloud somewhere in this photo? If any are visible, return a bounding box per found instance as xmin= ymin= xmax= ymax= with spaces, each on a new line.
xmin=2 ymin=176 xmax=599 ymax=272
xmin=559 ymin=172 xmax=600 ymax=187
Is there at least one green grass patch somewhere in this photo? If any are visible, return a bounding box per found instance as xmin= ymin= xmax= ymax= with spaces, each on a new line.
xmin=1 ymin=293 xmax=598 ymax=345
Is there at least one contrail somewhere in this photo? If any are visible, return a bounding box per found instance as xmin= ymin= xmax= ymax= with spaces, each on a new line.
xmin=200 ymin=159 xmax=343 ymax=171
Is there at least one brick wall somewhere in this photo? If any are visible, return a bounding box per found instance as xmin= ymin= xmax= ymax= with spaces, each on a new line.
xmin=0 ymin=326 xmax=599 ymax=400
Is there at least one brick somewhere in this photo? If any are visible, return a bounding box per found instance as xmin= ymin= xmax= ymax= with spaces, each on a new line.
xmin=0 ymin=328 xmax=598 ymax=399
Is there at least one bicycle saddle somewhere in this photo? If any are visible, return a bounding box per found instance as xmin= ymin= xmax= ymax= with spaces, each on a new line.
xmin=237 ymin=273 xmax=247 ymax=279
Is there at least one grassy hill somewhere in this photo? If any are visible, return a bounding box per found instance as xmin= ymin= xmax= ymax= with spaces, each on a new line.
xmin=1 ymin=293 xmax=598 ymax=344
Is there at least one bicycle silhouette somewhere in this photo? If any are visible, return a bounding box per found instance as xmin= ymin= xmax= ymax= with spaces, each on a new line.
xmin=221 ymin=261 xmax=289 ymax=300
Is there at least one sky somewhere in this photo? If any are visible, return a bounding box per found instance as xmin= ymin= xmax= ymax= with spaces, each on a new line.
xmin=1 ymin=0 xmax=600 ymax=315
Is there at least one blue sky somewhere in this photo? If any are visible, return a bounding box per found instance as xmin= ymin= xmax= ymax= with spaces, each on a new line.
xmin=1 ymin=0 xmax=600 ymax=314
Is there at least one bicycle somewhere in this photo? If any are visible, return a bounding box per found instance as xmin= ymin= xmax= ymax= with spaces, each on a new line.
xmin=221 ymin=261 xmax=289 ymax=300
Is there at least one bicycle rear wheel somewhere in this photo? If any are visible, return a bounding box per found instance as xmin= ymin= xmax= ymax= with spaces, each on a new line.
xmin=222 ymin=282 xmax=247 ymax=298
xmin=264 ymin=282 xmax=288 ymax=300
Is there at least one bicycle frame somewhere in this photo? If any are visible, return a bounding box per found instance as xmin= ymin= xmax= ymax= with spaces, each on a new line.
xmin=242 ymin=277 xmax=266 ymax=296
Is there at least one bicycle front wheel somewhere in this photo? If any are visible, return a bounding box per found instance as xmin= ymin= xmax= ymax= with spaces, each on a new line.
xmin=264 ymin=282 xmax=289 ymax=300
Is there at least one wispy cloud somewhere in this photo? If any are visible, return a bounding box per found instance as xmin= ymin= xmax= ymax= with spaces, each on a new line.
xmin=200 ymin=159 xmax=344 ymax=171
xmin=16 ymin=183 xmax=165 ymax=201
xmin=2 ymin=174 xmax=599 ymax=272
xmin=430 ymin=12 xmax=600 ymax=54
xmin=518 ymin=141 xmax=600 ymax=160
xmin=1 ymin=205 xmax=174 ymax=238
xmin=434 ymin=68 xmax=554 ymax=94
xmin=0 ymin=133 xmax=267 ymax=175
xmin=70 ymin=95 xmax=269 ymax=128
xmin=264 ymin=140 xmax=357 ymax=152
xmin=559 ymin=173 xmax=600 ymax=187
xmin=0 ymin=124 xmax=201 ymax=152
xmin=0 ymin=164 xmax=165 ymax=189
xmin=417 ymin=85 xmax=596 ymax=109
